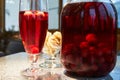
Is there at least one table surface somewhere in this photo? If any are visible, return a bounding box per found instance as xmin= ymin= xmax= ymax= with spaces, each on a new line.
xmin=0 ymin=52 xmax=120 ymax=80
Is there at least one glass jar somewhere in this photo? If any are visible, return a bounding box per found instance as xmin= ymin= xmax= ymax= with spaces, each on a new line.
xmin=60 ymin=0 xmax=117 ymax=77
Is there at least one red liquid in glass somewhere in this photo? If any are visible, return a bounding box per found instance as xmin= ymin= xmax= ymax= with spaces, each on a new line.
xmin=61 ymin=2 xmax=117 ymax=77
xmin=19 ymin=11 xmax=48 ymax=54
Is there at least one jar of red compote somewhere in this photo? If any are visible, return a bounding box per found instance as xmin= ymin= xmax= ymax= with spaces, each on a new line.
xmin=60 ymin=0 xmax=118 ymax=77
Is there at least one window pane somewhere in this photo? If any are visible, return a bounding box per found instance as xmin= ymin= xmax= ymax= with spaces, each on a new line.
xmin=5 ymin=0 xmax=19 ymax=31
xmin=114 ymin=1 xmax=120 ymax=28
xmin=48 ymin=0 xmax=59 ymax=29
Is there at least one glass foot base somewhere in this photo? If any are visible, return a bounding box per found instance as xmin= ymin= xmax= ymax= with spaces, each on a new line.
xmin=21 ymin=68 xmax=51 ymax=80
xmin=39 ymin=59 xmax=62 ymax=68
xmin=21 ymin=68 xmax=66 ymax=80
xmin=21 ymin=68 xmax=41 ymax=77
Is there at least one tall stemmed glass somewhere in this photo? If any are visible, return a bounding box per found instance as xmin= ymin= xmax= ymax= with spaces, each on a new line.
xmin=19 ymin=0 xmax=48 ymax=77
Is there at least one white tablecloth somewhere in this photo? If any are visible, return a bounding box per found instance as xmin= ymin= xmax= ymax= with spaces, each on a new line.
xmin=0 ymin=52 xmax=120 ymax=80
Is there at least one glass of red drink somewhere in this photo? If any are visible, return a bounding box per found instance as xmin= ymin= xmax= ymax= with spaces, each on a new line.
xmin=19 ymin=0 xmax=48 ymax=77
xmin=60 ymin=0 xmax=117 ymax=77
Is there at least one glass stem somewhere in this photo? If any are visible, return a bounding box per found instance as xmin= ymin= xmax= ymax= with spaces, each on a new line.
xmin=51 ymin=54 xmax=56 ymax=69
xmin=28 ymin=54 xmax=40 ymax=73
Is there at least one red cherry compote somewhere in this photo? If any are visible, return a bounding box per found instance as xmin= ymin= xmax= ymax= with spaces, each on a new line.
xmin=19 ymin=11 xmax=48 ymax=54
xmin=60 ymin=2 xmax=117 ymax=77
